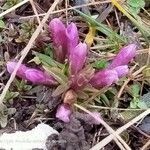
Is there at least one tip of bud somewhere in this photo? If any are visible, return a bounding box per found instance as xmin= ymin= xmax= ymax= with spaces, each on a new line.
xmin=56 ymin=104 xmax=72 ymax=123
xmin=90 ymin=69 xmax=119 ymax=89
xmin=49 ymin=18 xmax=64 ymax=30
xmin=69 ymin=42 xmax=87 ymax=75
xmin=109 ymin=43 xmax=137 ymax=68
xmin=114 ymin=65 xmax=129 ymax=78
xmin=6 ymin=61 xmax=28 ymax=79
xmin=6 ymin=61 xmax=16 ymax=74
xmin=126 ymin=43 xmax=137 ymax=50
xmin=25 ymin=69 xmax=46 ymax=84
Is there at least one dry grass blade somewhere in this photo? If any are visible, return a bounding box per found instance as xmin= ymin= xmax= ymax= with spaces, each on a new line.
xmin=29 ymin=0 xmax=41 ymax=25
xmin=88 ymin=105 xmax=148 ymax=111
xmin=146 ymin=46 xmax=150 ymax=65
xmin=0 ymin=0 xmax=60 ymax=104
xmin=0 ymin=0 xmax=30 ymax=18
xmin=74 ymin=104 xmax=131 ymax=150
xmin=20 ymin=0 xmax=112 ymax=20
xmin=90 ymin=109 xmax=150 ymax=150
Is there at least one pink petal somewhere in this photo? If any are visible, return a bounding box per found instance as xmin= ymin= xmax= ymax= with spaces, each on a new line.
xmin=49 ymin=18 xmax=68 ymax=62
xmin=69 ymin=43 xmax=87 ymax=75
xmin=6 ymin=61 xmax=28 ymax=79
xmin=56 ymin=104 xmax=72 ymax=123
xmin=109 ymin=44 xmax=137 ymax=68
xmin=114 ymin=65 xmax=129 ymax=78
xmin=66 ymin=23 xmax=79 ymax=55
xmin=6 ymin=61 xmax=57 ymax=86
xmin=25 ymin=69 xmax=45 ymax=83
xmin=90 ymin=69 xmax=119 ymax=89
xmin=25 ymin=69 xmax=57 ymax=85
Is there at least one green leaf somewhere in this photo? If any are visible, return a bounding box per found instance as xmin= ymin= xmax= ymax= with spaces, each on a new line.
xmin=130 ymin=91 xmax=150 ymax=109
xmin=0 ymin=115 xmax=7 ymax=128
xmin=131 ymin=84 xmax=140 ymax=97
xmin=29 ymin=56 xmax=41 ymax=65
xmin=3 ymin=0 xmax=22 ymax=9
xmin=143 ymin=67 xmax=150 ymax=77
xmin=137 ymin=101 xmax=148 ymax=109
xmin=14 ymin=79 xmax=32 ymax=92
xmin=130 ymin=99 xmax=138 ymax=108
xmin=127 ymin=0 xmax=145 ymax=17
xmin=33 ymin=52 xmax=63 ymax=68
xmin=100 ymin=93 xmax=110 ymax=106
xmin=44 ymin=44 xmax=53 ymax=57
xmin=74 ymin=9 xmax=126 ymax=43
xmin=5 ymin=90 xmax=19 ymax=102
xmin=140 ymin=92 xmax=150 ymax=108
xmin=43 ymin=66 xmax=68 ymax=85
xmin=0 ymin=19 xmax=5 ymax=28
xmin=143 ymin=67 xmax=150 ymax=83
xmin=127 ymin=0 xmax=145 ymax=8
xmin=0 ymin=104 xmax=15 ymax=128
xmin=93 ymin=59 xmax=108 ymax=69
xmin=119 ymin=110 xmax=143 ymax=121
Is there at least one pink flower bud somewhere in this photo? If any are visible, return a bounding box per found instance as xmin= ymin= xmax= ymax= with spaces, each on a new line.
xmin=49 ymin=18 xmax=67 ymax=62
xmin=66 ymin=23 xmax=79 ymax=55
xmin=56 ymin=104 xmax=72 ymax=123
xmin=114 ymin=65 xmax=129 ymax=78
xmin=25 ymin=69 xmax=57 ymax=85
xmin=90 ymin=69 xmax=119 ymax=89
xmin=69 ymin=43 xmax=87 ymax=75
xmin=49 ymin=19 xmax=79 ymax=62
xmin=6 ymin=61 xmax=57 ymax=86
xmin=109 ymin=44 xmax=137 ymax=68
xmin=6 ymin=61 xmax=28 ymax=79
